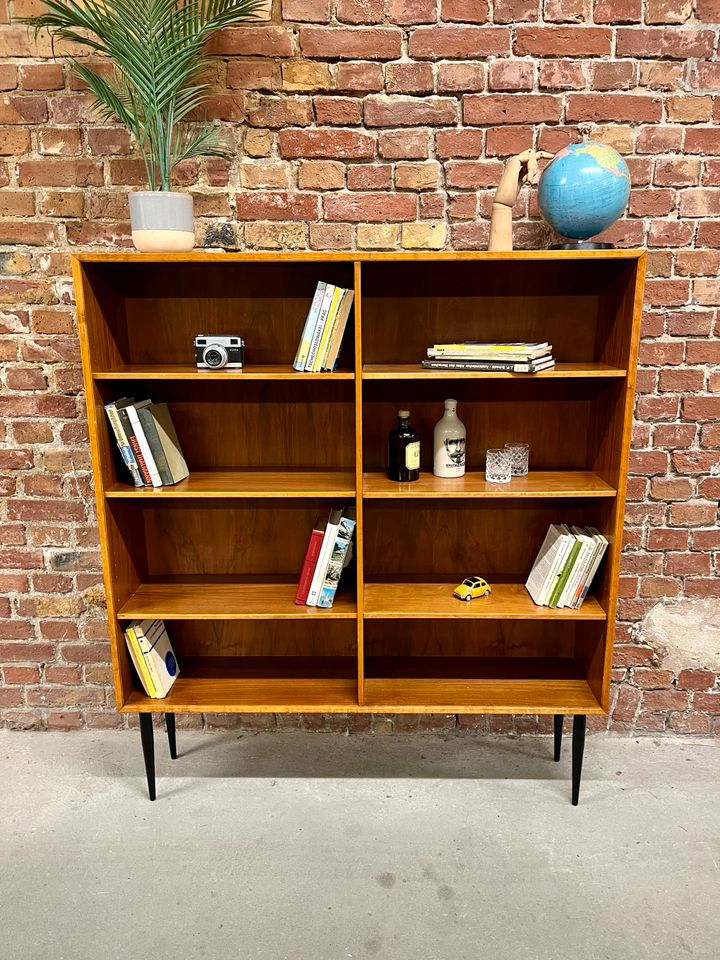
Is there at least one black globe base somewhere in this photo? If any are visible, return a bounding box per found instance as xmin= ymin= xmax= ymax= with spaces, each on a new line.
xmin=550 ymin=241 xmax=615 ymax=250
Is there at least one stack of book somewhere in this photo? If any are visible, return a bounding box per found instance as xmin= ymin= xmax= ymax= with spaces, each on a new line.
xmin=422 ymin=341 xmax=555 ymax=374
xmin=293 ymin=281 xmax=354 ymax=372
xmin=525 ymin=524 xmax=609 ymax=609
xmin=105 ymin=398 xmax=189 ymax=488
xmin=124 ymin=619 xmax=179 ymax=698
xmin=296 ymin=506 xmax=356 ymax=608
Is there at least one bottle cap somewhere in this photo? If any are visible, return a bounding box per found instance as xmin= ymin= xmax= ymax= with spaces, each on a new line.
xmin=398 ymin=409 xmax=410 ymax=418
xmin=445 ymin=398 xmax=456 ymax=406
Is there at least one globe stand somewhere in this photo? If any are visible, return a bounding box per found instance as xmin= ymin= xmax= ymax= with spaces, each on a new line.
xmin=550 ymin=241 xmax=614 ymax=250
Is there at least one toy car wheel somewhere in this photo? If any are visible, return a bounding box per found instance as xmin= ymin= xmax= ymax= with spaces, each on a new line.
xmin=464 ymin=595 xmax=472 ymax=601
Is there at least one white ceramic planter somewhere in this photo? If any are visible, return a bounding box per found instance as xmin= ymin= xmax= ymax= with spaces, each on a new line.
xmin=128 ymin=191 xmax=194 ymax=252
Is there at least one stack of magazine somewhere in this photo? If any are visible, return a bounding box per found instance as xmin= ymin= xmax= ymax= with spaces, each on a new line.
xmin=105 ymin=398 xmax=189 ymax=488
xmin=525 ymin=524 xmax=609 ymax=609
xmin=296 ymin=506 xmax=356 ymax=608
xmin=422 ymin=341 xmax=555 ymax=374
xmin=293 ymin=281 xmax=354 ymax=372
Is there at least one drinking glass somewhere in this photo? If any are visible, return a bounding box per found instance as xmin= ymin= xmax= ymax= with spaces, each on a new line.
xmin=485 ymin=448 xmax=512 ymax=483
xmin=504 ymin=442 xmax=530 ymax=477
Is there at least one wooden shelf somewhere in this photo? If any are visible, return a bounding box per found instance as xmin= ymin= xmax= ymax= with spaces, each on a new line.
xmin=362 ymin=362 xmax=627 ymax=380
xmin=94 ymin=363 xmax=354 ymax=381
xmin=363 ymin=582 xmax=606 ymax=620
xmin=106 ymin=469 xmax=356 ymax=499
xmin=117 ymin=583 xmax=357 ymax=620
xmin=363 ymin=471 xmax=616 ymax=499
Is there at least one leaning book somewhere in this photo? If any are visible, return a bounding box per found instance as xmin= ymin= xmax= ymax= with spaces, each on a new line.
xmin=316 ymin=512 xmax=356 ymax=608
xmin=125 ymin=619 xmax=179 ymax=698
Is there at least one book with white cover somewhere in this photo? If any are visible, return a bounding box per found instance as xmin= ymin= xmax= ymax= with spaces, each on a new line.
xmin=313 ymin=284 xmax=343 ymax=372
xmin=559 ymin=528 xmax=596 ymax=607
xmin=574 ymin=528 xmax=609 ymax=607
xmin=130 ymin=619 xmax=179 ymax=697
xmin=293 ymin=281 xmax=326 ymax=371
xmin=126 ymin=401 xmax=162 ymax=487
xmin=525 ymin=523 xmax=570 ymax=606
xmin=306 ymin=506 xmax=343 ymax=606
xmin=540 ymin=525 xmax=575 ymax=605
xmin=305 ymin=284 xmax=337 ymax=372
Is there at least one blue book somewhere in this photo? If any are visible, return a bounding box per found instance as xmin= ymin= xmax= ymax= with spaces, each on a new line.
xmin=316 ymin=514 xmax=356 ymax=608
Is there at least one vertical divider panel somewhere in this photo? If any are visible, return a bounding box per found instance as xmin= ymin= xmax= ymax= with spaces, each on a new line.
xmin=594 ymin=253 xmax=647 ymax=709
xmin=72 ymin=258 xmax=135 ymax=708
xmin=354 ymin=260 xmax=365 ymax=705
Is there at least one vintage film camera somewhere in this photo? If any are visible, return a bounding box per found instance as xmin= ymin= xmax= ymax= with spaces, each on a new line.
xmin=194 ymin=334 xmax=244 ymax=370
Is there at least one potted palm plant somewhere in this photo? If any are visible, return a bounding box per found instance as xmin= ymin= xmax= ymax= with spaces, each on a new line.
xmin=25 ymin=1 xmax=261 ymax=251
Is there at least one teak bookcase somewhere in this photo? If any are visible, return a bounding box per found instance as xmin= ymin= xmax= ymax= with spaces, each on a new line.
xmin=73 ymin=250 xmax=645 ymax=803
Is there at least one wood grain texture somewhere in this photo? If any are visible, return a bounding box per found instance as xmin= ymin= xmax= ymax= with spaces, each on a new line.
xmin=117 ymin=583 xmax=357 ymax=620
xmin=105 ymin=469 xmax=356 ymax=499
xmin=72 ymin=250 xmax=643 ymax=717
xmin=362 ymin=362 xmax=627 ymax=380
xmin=362 ymin=470 xmax=616 ymax=499
xmin=363 ymin=582 xmax=606 ymax=620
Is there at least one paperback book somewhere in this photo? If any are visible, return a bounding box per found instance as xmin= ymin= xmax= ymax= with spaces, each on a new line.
xmin=293 ymin=281 xmax=354 ymax=373
xmin=124 ymin=619 xmax=179 ymax=698
xmin=297 ymin=506 xmax=356 ymax=608
xmin=105 ymin=398 xmax=188 ymax=488
xmin=525 ymin=524 xmax=608 ymax=608
xmin=424 ymin=342 xmax=555 ymax=374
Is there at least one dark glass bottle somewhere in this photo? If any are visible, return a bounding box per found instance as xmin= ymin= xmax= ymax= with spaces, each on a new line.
xmin=388 ymin=409 xmax=420 ymax=482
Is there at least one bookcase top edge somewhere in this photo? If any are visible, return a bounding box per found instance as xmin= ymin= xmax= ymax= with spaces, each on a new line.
xmin=71 ymin=249 xmax=647 ymax=266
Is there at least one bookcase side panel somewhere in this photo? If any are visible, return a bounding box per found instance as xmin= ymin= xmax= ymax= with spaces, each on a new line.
xmin=354 ymin=260 xmax=365 ymax=703
xmin=72 ymin=259 xmax=135 ymax=708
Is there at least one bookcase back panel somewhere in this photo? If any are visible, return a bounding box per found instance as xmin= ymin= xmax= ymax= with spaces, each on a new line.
xmin=360 ymin=258 xmax=636 ymax=366
xmin=363 ymin=619 xmax=591 ymax=659
xmin=84 ymin=261 xmax=356 ymax=370
xmin=363 ymin=501 xmax=608 ymax=582
xmin=166 ymin=620 xmax=357 ymax=659
xmin=126 ymin=500 xmax=353 ymax=580
xmin=97 ymin=380 xmax=356 ymax=471
xmin=362 ymin=380 xmax=597 ymax=472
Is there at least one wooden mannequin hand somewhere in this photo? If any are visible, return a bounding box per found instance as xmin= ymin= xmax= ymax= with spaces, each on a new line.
xmin=493 ymin=150 xmax=554 ymax=209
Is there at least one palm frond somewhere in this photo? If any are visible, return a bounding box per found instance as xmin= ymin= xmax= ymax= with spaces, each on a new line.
xmin=22 ymin=0 xmax=258 ymax=190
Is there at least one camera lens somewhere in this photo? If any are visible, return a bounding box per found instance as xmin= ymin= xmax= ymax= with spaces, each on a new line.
xmin=203 ymin=344 xmax=227 ymax=368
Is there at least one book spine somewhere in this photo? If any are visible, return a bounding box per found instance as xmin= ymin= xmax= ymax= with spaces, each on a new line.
xmin=305 ymin=285 xmax=335 ymax=372
xmin=117 ymin=407 xmax=149 ymax=485
xmin=127 ymin=406 xmax=162 ymax=487
xmin=314 ymin=285 xmax=342 ymax=372
xmin=105 ymin=403 xmax=143 ymax=486
xmin=293 ymin=281 xmax=326 ymax=371
xmin=137 ymin=407 xmax=172 ymax=485
xmin=295 ymin=527 xmax=325 ymax=604
xmin=325 ymin=289 xmax=354 ymax=371
xmin=549 ymin=539 xmax=581 ymax=608
xmin=125 ymin=625 xmax=156 ymax=697
xmin=133 ymin=620 xmax=165 ymax=696
xmin=559 ymin=538 xmax=592 ymax=607
xmin=431 ymin=343 xmax=548 ymax=353
xmin=577 ymin=537 xmax=608 ymax=607
xmin=541 ymin=531 xmax=573 ymax=606
xmin=422 ymin=359 xmax=546 ymax=373
xmin=316 ymin=518 xmax=356 ymax=608
xmin=307 ymin=513 xmax=341 ymax=606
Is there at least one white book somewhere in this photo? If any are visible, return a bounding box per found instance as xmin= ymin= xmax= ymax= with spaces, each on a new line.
xmin=313 ymin=284 xmax=343 ymax=372
xmin=574 ymin=528 xmax=609 ymax=608
xmin=306 ymin=507 xmax=343 ymax=606
xmin=541 ymin=525 xmax=575 ymax=606
xmin=525 ymin=523 xmax=569 ymax=606
xmin=293 ymin=281 xmax=326 ymax=371
xmin=126 ymin=401 xmax=162 ymax=487
xmin=559 ymin=528 xmax=596 ymax=608
xmin=305 ymin=284 xmax=336 ymax=372
xmin=131 ymin=619 xmax=179 ymax=697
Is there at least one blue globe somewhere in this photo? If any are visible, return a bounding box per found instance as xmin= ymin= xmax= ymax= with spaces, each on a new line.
xmin=538 ymin=142 xmax=631 ymax=241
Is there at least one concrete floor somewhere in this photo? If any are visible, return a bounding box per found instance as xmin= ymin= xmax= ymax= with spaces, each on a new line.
xmin=1 ymin=730 xmax=719 ymax=960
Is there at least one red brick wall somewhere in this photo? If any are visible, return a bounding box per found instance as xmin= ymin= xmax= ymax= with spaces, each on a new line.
xmin=1 ymin=0 xmax=719 ymax=734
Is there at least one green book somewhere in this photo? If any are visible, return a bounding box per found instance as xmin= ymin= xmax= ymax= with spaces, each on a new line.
xmin=548 ymin=536 xmax=582 ymax=608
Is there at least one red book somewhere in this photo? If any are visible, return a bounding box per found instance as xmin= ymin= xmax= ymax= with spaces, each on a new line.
xmin=295 ymin=519 xmax=326 ymax=604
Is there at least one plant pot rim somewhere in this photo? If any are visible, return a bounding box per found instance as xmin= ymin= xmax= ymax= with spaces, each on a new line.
xmin=131 ymin=190 xmax=190 ymax=198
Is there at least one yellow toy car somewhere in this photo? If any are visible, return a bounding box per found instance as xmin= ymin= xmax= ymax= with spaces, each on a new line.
xmin=454 ymin=577 xmax=492 ymax=602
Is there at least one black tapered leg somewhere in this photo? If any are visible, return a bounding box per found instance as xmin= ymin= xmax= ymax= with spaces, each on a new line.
xmin=553 ymin=714 xmax=563 ymax=762
xmin=165 ymin=712 xmax=177 ymax=760
xmin=139 ymin=713 xmax=156 ymax=801
xmin=571 ymin=714 xmax=587 ymax=806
